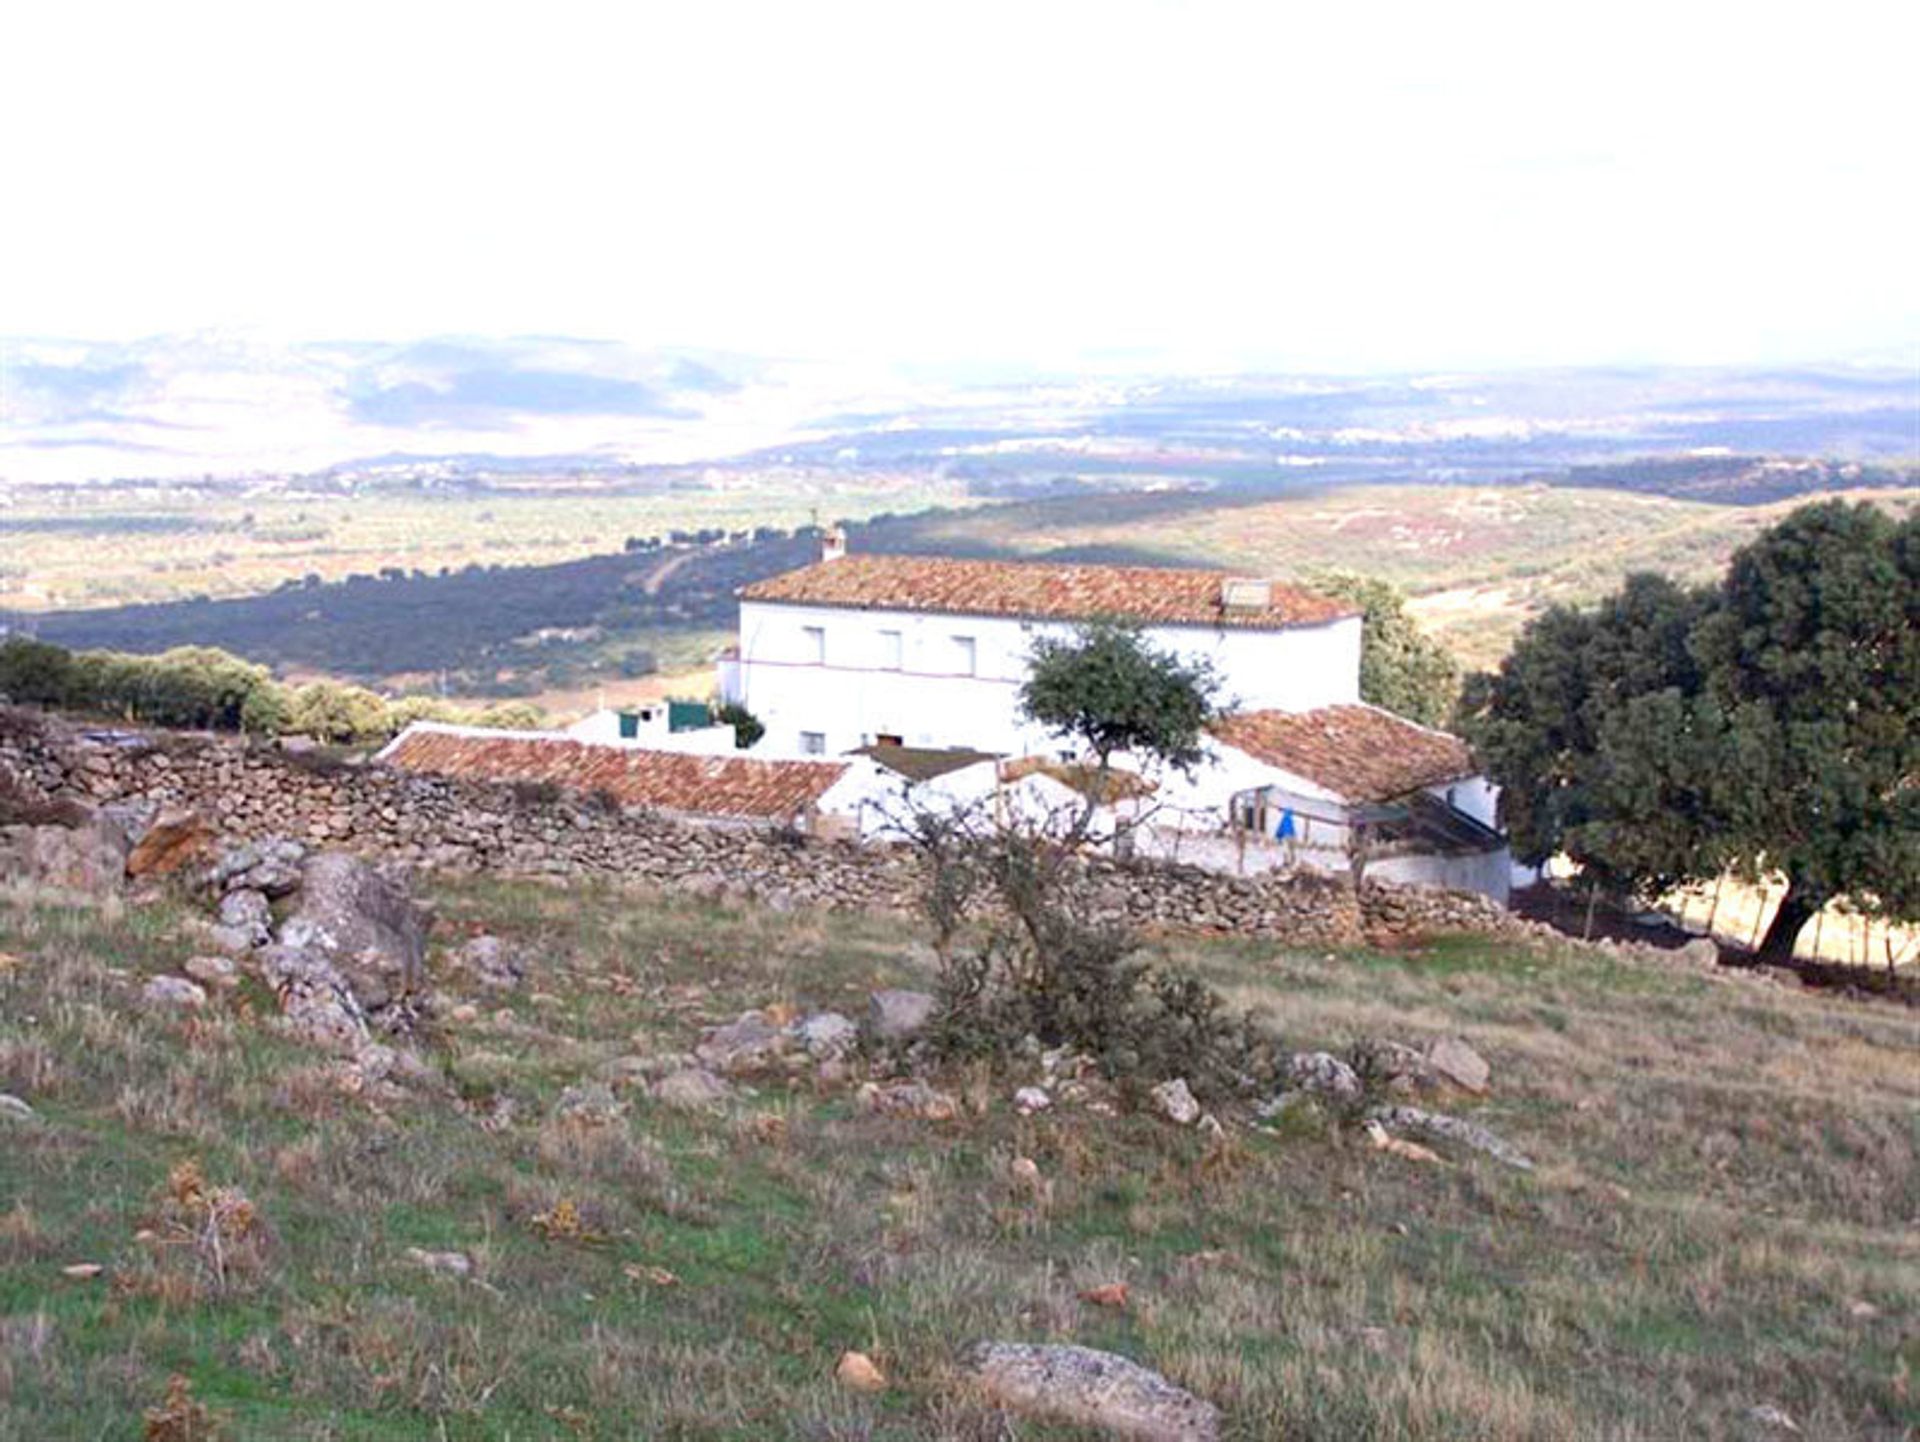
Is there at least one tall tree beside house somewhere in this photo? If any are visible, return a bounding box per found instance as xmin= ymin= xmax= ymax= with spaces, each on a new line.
xmin=1018 ymin=621 xmax=1223 ymax=835
xmin=1458 ymin=500 xmax=1918 ymax=960
xmin=1310 ymin=572 xmax=1461 ymax=727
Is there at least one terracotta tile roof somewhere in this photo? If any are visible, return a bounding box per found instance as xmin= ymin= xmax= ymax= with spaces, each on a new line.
xmin=1211 ymin=706 xmax=1477 ymax=803
xmin=998 ymin=755 xmax=1158 ymax=802
xmin=740 ymin=554 xmax=1354 ymax=630
xmin=380 ymin=725 xmax=848 ymax=820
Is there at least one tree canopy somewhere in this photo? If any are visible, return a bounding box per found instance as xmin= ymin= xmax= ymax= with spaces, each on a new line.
xmin=1019 ymin=620 xmax=1223 ymax=798
xmin=1310 ymin=572 xmax=1460 ymax=726
xmin=1457 ymin=500 xmax=1917 ymax=959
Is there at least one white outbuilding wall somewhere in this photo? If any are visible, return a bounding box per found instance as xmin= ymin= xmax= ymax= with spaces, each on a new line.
xmin=733 ymin=599 xmax=1362 ymax=758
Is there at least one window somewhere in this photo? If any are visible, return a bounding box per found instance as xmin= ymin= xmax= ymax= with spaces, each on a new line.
xmin=875 ymin=732 xmax=903 ymax=747
xmin=799 ymin=731 xmax=827 ymax=755
xmin=878 ymin=629 xmax=903 ymax=670
xmin=801 ymin=625 xmax=826 ymax=664
xmin=617 ymin=711 xmax=640 ymax=739
xmin=952 ymin=634 xmax=977 ymax=676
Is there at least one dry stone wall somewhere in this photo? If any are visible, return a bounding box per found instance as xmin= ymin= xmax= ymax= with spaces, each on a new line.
xmin=2 ymin=710 xmax=1520 ymax=946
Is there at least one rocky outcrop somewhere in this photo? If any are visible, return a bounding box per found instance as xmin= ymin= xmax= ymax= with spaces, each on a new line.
xmin=277 ymin=853 xmax=427 ymax=1014
xmin=966 ymin=1341 xmax=1221 ymax=1441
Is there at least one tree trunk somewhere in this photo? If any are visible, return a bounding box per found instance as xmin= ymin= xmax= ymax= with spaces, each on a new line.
xmin=1755 ymin=882 xmax=1821 ymax=963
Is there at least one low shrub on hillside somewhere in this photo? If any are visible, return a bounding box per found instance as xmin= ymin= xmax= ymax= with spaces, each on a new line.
xmin=899 ymin=803 xmax=1283 ymax=1105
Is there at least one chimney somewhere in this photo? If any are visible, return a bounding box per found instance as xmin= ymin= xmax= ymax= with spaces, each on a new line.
xmin=821 ymin=524 xmax=848 ymax=563
xmin=1220 ymin=577 xmax=1271 ymax=611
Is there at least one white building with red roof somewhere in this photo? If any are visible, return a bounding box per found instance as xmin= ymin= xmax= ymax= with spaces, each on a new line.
xmin=729 ymin=530 xmax=1365 ymax=759
xmin=729 ymin=532 xmax=1517 ymax=899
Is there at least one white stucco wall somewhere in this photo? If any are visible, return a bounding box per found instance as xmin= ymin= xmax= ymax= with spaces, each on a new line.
xmin=733 ymin=598 xmax=1361 ymax=757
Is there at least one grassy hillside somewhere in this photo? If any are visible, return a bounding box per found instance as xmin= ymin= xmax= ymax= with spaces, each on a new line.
xmin=2 ymin=878 xmax=1914 ymax=1439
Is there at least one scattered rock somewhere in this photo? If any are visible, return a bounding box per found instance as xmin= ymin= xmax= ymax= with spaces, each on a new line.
xmin=182 ymin=955 xmax=239 ymax=989
xmin=834 ymin=1350 xmax=888 ymax=1394
xmin=258 ymin=943 xmax=372 ymax=1053
xmin=1010 ymin=1156 xmax=1044 ymax=1191
xmin=1013 ymin=1086 xmax=1052 ymax=1115
xmin=141 ymin=975 xmax=207 ymax=1010
xmin=1747 ymin=1403 xmax=1800 ymax=1433
xmin=694 ymin=1010 xmax=791 ymax=1074
xmin=1150 ymin=1078 xmax=1201 ymax=1126
xmin=404 ymin=1246 xmax=474 ymax=1278
xmin=794 ymin=1010 xmax=858 ymax=1060
xmin=452 ymin=934 xmax=523 ymax=991
xmin=553 ymin=1082 xmax=626 ymax=1127
xmin=277 ymin=853 xmax=427 ymax=1014
xmin=203 ymin=924 xmax=260 ymax=957
xmin=1282 ymin=1051 xmax=1362 ymax=1103
xmin=1353 ymin=1038 xmax=1437 ymax=1095
xmin=125 ymin=807 xmax=212 ymax=878
xmin=1678 ymin=937 xmax=1721 ymax=968
xmin=208 ymin=837 xmax=306 ymax=899
xmin=1080 ymin=1281 xmax=1130 ymax=1309
xmin=966 ymin=1341 xmax=1221 ymax=1441
xmin=1365 ymin=1118 xmax=1444 ymax=1164
xmin=1369 ymin=1105 xmax=1534 ymax=1171
xmin=649 ymin=1066 xmax=733 ymax=1111
xmin=0 ymin=1093 xmax=35 ymax=1121
xmin=867 ymin=988 xmax=936 ymax=1042
xmin=856 ymin=1078 xmax=959 ymax=1121
xmin=60 ymin=1263 xmax=105 ymax=1281
xmin=216 ymin=889 xmax=273 ymax=946
xmin=1425 ymin=1036 xmax=1491 ymax=1095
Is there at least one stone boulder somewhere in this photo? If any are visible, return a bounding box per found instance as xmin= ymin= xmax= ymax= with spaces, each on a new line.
xmin=649 ymin=1066 xmax=733 ymax=1111
xmin=1281 ymin=1051 xmax=1363 ymax=1104
xmin=126 ymin=807 xmax=213 ymax=878
xmin=216 ymin=889 xmax=273 ymax=948
xmin=694 ymin=1010 xmax=791 ymax=1074
xmin=868 ymin=989 xmax=936 ymax=1042
xmin=794 ymin=1011 xmax=858 ymax=1060
xmin=207 ymin=838 xmax=307 ymax=900
xmin=141 ymin=975 xmax=207 ymax=1010
xmin=1150 ymin=1078 xmax=1201 ymax=1126
xmin=1425 ymin=1036 xmax=1491 ymax=1095
xmin=276 ymin=852 xmax=427 ymax=1013
xmin=1369 ymin=1105 xmax=1534 ymax=1171
xmin=856 ymin=1078 xmax=959 ymax=1121
xmin=967 ymin=1342 xmax=1220 ymax=1441
xmin=258 ymin=943 xmax=373 ymax=1053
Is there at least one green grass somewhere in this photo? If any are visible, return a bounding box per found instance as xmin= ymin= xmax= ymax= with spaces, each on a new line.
xmin=1 ymin=877 xmax=1915 ymax=1439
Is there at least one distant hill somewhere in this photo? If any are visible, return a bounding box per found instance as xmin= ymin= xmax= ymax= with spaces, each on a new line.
xmin=11 ymin=476 xmax=1915 ymax=687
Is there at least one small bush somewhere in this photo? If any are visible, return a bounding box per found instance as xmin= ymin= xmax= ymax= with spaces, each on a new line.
xmin=906 ymin=810 xmax=1282 ymax=1106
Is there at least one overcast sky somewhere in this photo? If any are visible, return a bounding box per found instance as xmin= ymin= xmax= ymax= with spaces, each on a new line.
xmin=2 ymin=0 xmax=1913 ymax=374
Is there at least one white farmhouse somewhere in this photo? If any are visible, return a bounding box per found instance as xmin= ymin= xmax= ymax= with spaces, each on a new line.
xmin=726 ymin=530 xmax=1363 ymax=757
xmin=726 ymin=532 xmax=1518 ymax=900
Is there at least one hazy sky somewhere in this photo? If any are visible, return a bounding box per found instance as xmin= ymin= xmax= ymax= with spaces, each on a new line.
xmin=2 ymin=0 xmax=1913 ymax=373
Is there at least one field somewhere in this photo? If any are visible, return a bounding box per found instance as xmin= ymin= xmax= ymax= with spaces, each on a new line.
xmin=0 ymin=473 xmax=973 ymax=613
xmin=2 ymin=877 xmax=1915 ymax=1439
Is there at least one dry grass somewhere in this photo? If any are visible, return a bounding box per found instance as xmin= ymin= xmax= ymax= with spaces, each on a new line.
xmin=0 ymin=878 xmax=1914 ymax=1439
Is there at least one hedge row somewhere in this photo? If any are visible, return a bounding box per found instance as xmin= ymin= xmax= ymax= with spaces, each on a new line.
xmin=0 ymin=636 xmax=543 ymax=744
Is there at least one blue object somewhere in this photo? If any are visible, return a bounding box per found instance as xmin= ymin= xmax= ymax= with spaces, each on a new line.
xmin=1275 ymin=808 xmax=1297 ymax=841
